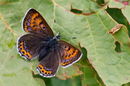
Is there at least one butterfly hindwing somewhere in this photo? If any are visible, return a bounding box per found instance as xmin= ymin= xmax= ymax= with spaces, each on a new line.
xmin=59 ymin=41 xmax=82 ymax=68
xmin=23 ymin=8 xmax=54 ymax=36
xmin=37 ymin=49 xmax=60 ymax=77
xmin=18 ymin=34 xmax=45 ymax=60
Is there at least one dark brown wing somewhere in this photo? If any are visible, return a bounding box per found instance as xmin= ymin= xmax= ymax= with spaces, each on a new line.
xmin=17 ymin=33 xmax=46 ymax=60
xmin=37 ymin=49 xmax=60 ymax=78
xmin=58 ymin=41 xmax=82 ymax=68
xmin=23 ymin=8 xmax=54 ymax=37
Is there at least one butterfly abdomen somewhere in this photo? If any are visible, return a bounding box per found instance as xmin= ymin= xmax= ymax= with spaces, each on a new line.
xmin=39 ymin=48 xmax=49 ymax=61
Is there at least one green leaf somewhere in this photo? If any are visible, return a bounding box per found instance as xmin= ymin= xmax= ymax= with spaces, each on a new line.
xmin=0 ymin=0 xmax=130 ymax=86
xmin=54 ymin=0 xmax=101 ymax=13
xmin=79 ymin=48 xmax=105 ymax=86
xmin=122 ymin=6 xmax=130 ymax=23
xmin=108 ymin=0 xmax=124 ymax=8
xmin=43 ymin=76 xmax=81 ymax=86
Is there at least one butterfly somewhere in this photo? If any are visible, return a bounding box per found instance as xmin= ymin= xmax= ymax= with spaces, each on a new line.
xmin=17 ymin=8 xmax=82 ymax=78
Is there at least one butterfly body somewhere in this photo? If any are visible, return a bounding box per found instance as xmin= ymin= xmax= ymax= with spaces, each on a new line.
xmin=45 ymin=35 xmax=60 ymax=49
xmin=18 ymin=8 xmax=82 ymax=78
xmin=38 ymin=35 xmax=60 ymax=61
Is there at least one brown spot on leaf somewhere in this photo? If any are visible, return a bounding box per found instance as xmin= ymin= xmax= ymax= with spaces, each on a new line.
xmin=109 ymin=24 xmax=123 ymax=34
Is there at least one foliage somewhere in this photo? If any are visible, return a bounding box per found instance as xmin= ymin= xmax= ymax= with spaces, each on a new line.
xmin=0 ymin=0 xmax=130 ymax=86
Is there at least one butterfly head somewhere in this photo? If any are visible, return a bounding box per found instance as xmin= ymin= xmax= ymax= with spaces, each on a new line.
xmin=53 ymin=32 xmax=60 ymax=41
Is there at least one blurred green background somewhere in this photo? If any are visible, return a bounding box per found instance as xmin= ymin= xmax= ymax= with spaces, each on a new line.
xmin=0 ymin=0 xmax=130 ymax=86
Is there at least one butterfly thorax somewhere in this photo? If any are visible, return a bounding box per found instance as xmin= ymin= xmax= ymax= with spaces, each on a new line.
xmin=46 ymin=35 xmax=60 ymax=49
xmin=38 ymin=35 xmax=60 ymax=61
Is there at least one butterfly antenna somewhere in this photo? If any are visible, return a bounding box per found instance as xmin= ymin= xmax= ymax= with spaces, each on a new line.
xmin=54 ymin=32 xmax=60 ymax=40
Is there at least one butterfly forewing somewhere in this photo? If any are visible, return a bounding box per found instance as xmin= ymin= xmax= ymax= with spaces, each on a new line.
xmin=18 ymin=34 xmax=46 ymax=60
xmin=59 ymin=41 xmax=82 ymax=68
xmin=23 ymin=8 xmax=54 ymax=36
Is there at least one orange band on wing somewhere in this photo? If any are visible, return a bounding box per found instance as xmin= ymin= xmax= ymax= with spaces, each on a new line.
xmin=31 ymin=13 xmax=41 ymax=26
xmin=67 ymin=48 xmax=74 ymax=54
xmin=29 ymin=13 xmax=43 ymax=31
xmin=32 ymin=13 xmax=38 ymax=19
xmin=60 ymin=61 xmax=71 ymax=66
xmin=24 ymin=13 xmax=39 ymax=32
xmin=19 ymin=42 xmax=32 ymax=59
xmin=65 ymin=49 xmax=78 ymax=60
xmin=38 ymin=64 xmax=52 ymax=74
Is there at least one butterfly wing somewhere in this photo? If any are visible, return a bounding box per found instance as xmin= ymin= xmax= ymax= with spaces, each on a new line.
xmin=37 ymin=49 xmax=60 ymax=78
xmin=18 ymin=33 xmax=46 ymax=60
xmin=23 ymin=8 xmax=54 ymax=36
xmin=59 ymin=41 xmax=82 ymax=68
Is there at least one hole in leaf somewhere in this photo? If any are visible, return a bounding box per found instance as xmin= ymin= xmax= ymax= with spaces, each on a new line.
xmin=115 ymin=41 xmax=121 ymax=52
xmin=70 ymin=5 xmax=95 ymax=15
xmin=70 ymin=8 xmax=82 ymax=14
xmin=96 ymin=0 xmax=105 ymax=5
